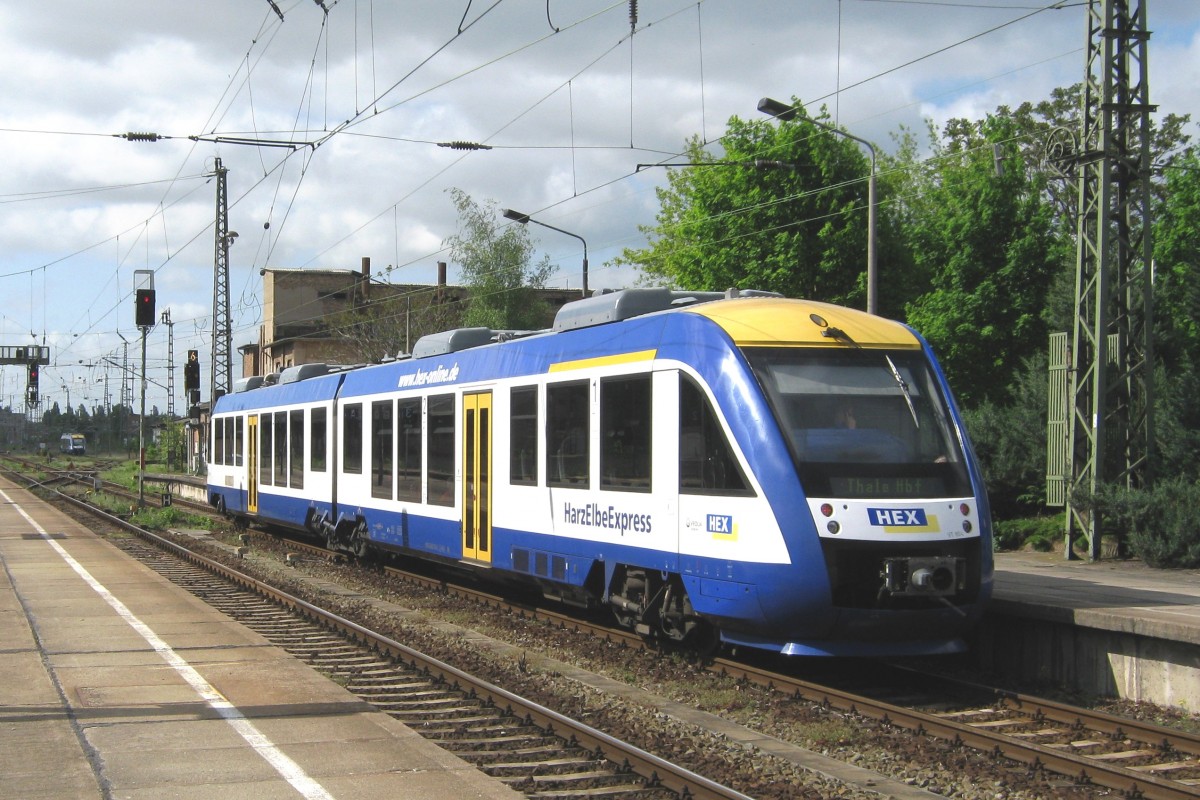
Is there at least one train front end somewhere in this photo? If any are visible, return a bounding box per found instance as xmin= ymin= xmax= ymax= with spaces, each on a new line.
xmin=690 ymin=299 xmax=993 ymax=656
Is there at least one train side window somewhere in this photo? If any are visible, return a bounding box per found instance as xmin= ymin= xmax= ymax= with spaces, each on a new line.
xmin=510 ymin=386 xmax=537 ymax=486
xmin=235 ymin=416 xmax=244 ymax=466
xmin=679 ymin=376 xmax=752 ymax=496
xmin=342 ymin=403 xmax=363 ymax=474
xmin=397 ymin=398 xmax=422 ymax=502
xmin=289 ymin=409 xmax=304 ymax=489
xmin=601 ymin=374 xmax=652 ymax=492
xmin=372 ymin=400 xmax=394 ymax=500
xmin=224 ymin=417 xmax=235 ymax=466
xmin=310 ymin=408 xmax=327 ymax=472
xmin=427 ymin=394 xmax=455 ymax=506
xmin=214 ymin=417 xmax=225 ymax=466
xmin=547 ymin=381 xmax=589 ymax=488
xmin=273 ymin=411 xmax=287 ymax=486
xmin=259 ymin=414 xmax=273 ymax=487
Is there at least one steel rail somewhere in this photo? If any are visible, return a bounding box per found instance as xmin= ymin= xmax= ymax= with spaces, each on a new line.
xmin=15 ymin=460 xmax=1197 ymax=799
xmin=28 ymin=477 xmax=755 ymax=800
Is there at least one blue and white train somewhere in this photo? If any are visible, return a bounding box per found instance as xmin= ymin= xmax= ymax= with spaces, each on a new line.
xmin=208 ymin=288 xmax=993 ymax=656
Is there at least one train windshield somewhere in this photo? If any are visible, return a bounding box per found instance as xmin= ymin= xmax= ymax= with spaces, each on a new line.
xmin=746 ymin=348 xmax=973 ymax=499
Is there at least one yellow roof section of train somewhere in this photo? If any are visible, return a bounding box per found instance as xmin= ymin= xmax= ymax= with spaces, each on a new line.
xmin=685 ymin=297 xmax=922 ymax=349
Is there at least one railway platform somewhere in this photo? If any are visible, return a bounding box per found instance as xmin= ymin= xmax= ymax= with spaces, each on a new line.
xmin=985 ymin=550 xmax=1200 ymax=712
xmin=0 ymin=477 xmax=521 ymax=800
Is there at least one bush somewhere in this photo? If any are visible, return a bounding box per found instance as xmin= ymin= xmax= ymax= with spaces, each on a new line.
xmin=1076 ymin=478 xmax=1200 ymax=568
xmin=993 ymin=514 xmax=1064 ymax=552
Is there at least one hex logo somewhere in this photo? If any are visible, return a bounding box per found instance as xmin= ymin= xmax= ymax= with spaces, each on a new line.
xmin=868 ymin=508 xmax=928 ymax=527
xmin=706 ymin=514 xmax=734 ymax=535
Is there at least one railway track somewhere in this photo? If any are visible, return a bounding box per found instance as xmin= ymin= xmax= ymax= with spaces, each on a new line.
xmin=7 ymin=466 xmax=753 ymax=800
xmin=10 ymin=460 xmax=1200 ymax=798
xmin=258 ymin=533 xmax=1200 ymax=800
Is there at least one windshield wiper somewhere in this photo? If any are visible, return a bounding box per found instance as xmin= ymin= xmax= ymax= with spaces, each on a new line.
xmin=885 ymin=354 xmax=920 ymax=430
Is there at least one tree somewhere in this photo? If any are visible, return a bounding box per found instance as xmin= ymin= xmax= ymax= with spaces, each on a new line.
xmin=328 ymin=288 xmax=464 ymax=361
xmin=616 ymin=106 xmax=907 ymax=311
xmin=444 ymin=189 xmax=554 ymax=331
xmin=899 ymin=114 xmax=1068 ymax=408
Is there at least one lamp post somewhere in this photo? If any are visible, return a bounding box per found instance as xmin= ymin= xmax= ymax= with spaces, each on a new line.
xmin=502 ymin=208 xmax=589 ymax=297
xmin=758 ymin=97 xmax=878 ymax=315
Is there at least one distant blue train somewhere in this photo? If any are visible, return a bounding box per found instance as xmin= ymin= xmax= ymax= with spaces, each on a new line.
xmin=208 ymin=288 xmax=993 ymax=656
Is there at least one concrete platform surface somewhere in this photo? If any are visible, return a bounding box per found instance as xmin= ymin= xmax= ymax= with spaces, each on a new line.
xmin=0 ymin=477 xmax=521 ymax=800
xmin=993 ymin=550 xmax=1200 ymax=645
xmin=989 ymin=550 xmax=1200 ymax=710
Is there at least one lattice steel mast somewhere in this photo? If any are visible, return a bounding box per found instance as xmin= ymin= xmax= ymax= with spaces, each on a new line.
xmin=1065 ymin=0 xmax=1155 ymax=559
xmin=209 ymin=158 xmax=233 ymax=405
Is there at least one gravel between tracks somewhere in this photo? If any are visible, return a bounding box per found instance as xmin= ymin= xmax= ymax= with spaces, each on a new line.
xmin=134 ymin=524 xmax=1142 ymax=800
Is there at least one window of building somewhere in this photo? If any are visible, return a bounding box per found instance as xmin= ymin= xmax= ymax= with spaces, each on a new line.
xmin=342 ymin=403 xmax=363 ymax=474
xmin=509 ymin=386 xmax=537 ymax=485
xmin=397 ymin=398 xmax=422 ymax=502
xmin=371 ymin=400 xmax=393 ymax=500
xmin=547 ymin=381 xmax=589 ymax=488
xmin=601 ymin=374 xmax=652 ymax=491
xmin=289 ymin=409 xmax=304 ymax=489
xmin=310 ymin=408 xmax=327 ymax=472
xmin=679 ymin=375 xmax=752 ymax=495
xmin=427 ymin=394 xmax=455 ymax=506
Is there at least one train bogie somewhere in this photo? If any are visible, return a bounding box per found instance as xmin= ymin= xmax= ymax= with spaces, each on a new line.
xmin=209 ymin=289 xmax=992 ymax=657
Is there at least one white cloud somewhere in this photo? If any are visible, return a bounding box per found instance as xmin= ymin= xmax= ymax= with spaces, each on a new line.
xmin=0 ymin=0 xmax=1195 ymax=411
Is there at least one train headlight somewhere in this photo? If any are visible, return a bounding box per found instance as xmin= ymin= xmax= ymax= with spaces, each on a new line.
xmin=826 ymin=520 xmax=840 ymax=534
xmin=820 ymin=503 xmax=834 ymax=517
xmin=959 ymin=503 xmax=971 ymax=516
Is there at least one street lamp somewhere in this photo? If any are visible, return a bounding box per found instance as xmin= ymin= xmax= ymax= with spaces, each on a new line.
xmin=502 ymin=208 xmax=589 ymax=297
xmin=758 ymin=97 xmax=878 ymax=315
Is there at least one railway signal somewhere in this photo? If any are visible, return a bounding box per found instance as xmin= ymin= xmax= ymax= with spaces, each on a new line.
xmin=185 ymin=349 xmax=200 ymax=404
xmin=135 ymin=288 xmax=156 ymax=327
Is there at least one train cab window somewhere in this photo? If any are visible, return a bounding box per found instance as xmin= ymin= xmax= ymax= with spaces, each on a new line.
xmin=235 ymin=416 xmax=244 ymax=466
xmin=342 ymin=403 xmax=363 ymax=474
xmin=213 ymin=418 xmax=225 ymax=466
xmin=601 ymin=375 xmax=651 ymax=491
xmin=745 ymin=348 xmax=972 ymax=498
xmin=509 ymin=386 xmax=537 ymax=486
xmin=273 ymin=411 xmax=287 ymax=486
xmin=679 ymin=376 xmax=752 ymax=496
xmin=289 ymin=409 xmax=304 ymax=489
xmin=427 ymin=394 xmax=455 ymax=506
xmin=259 ymin=414 xmax=273 ymax=486
xmin=310 ymin=408 xmax=327 ymax=472
xmin=547 ymin=381 xmax=589 ymax=488
xmin=397 ymin=398 xmax=422 ymax=502
xmin=372 ymin=400 xmax=394 ymax=500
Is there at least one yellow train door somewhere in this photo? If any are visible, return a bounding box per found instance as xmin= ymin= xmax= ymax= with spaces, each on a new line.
xmin=247 ymin=414 xmax=259 ymax=513
xmin=461 ymin=392 xmax=492 ymax=564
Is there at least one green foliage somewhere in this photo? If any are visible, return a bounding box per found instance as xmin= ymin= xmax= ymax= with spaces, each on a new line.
xmin=899 ymin=115 xmax=1067 ymax=408
xmin=1153 ymin=148 xmax=1200 ymax=369
xmin=615 ymin=105 xmax=901 ymax=309
xmin=992 ymin=514 xmax=1063 ymax=552
xmin=444 ymin=188 xmax=554 ymax=330
xmin=130 ymin=504 xmax=213 ymax=531
xmin=1075 ymin=478 xmax=1200 ymax=568
xmin=961 ymin=354 xmax=1050 ymax=518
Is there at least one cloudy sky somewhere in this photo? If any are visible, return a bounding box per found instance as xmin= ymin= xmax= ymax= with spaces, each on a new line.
xmin=1 ymin=0 xmax=1196 ymax=414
